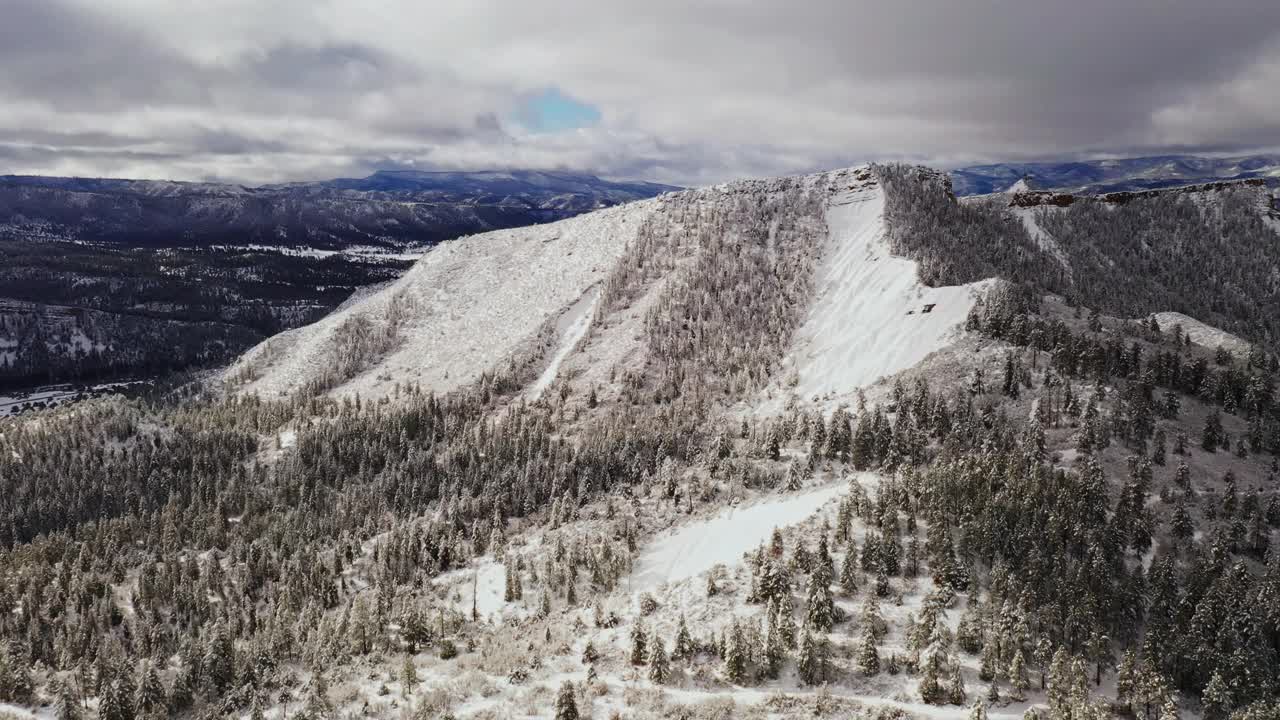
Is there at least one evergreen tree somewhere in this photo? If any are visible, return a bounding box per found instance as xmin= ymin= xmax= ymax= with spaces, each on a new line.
xmin=724 ymin=622 xmax=747 ymax=684
xmin=99 ymin=679 xmax=134 ymax=720
xmin=50 ymin=678 xmax=81 ymax=720
xmin=648 ymin=640 xmax=670 ymax=684
xmin=401 ymin=655 xmax=418 ymax=695
xmin=806 ymin=561 xmax=837 ymax=631
xmin=797 ymin=627 xmax=826 ymax=686
xmin=1203 ymin=671 xmax=1232 ymax=720
xmin=554 ymin=681 xmax=579 ymax=720
xmin=629 ymin=621 xmax=648 ymax=666
xmin=857 ymin=625 xmax=881 ymax=676
xmin=1009 ymin=648 xmax=1030 ymax=701
xmin=673 ymin=615 xmax=695 ymax=662
xmin=134 ymin=661 xmax=165 ymax=719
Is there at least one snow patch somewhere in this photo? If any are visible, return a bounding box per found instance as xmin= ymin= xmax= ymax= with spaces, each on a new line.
xmin=630 ymin=479 xmax=853 ymax=594
xmin=1005 ymin=178 xmax=1035 ymax=193
xmin=1151 ymin=311 xmax=1252 ymax=357
xmin=434 ymin=559 xmax=507 ymax=621
xmin=528 ymin=285 xmax=600 ymax=401
xmin=774 ymin=184 xmax=993 ymax=413
xmin=1009 ymin=205 xmax=1070 ymax=272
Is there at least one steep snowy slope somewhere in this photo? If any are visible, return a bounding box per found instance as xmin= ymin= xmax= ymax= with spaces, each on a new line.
xmin=228 ymin=166 xmax=995 ymax=408
xmin=227 ymin=199 xmax=659 ymax=399
xmin=768 ymin=176 xmax=992 ymax=412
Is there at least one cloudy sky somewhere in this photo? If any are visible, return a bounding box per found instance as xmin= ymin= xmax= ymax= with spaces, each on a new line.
xmin=3 ymin=0 xmax=1280 ymax=185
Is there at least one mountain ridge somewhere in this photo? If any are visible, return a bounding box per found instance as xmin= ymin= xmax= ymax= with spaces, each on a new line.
xmin=951 ymin=153 xmax=1280 ymax=195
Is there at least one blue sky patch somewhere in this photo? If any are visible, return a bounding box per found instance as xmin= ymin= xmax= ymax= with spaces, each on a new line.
xmin=516 ymin=88 xmax=601 ymax=133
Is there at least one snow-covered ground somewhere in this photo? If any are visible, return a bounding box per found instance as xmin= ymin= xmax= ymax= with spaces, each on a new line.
xmin=770 ymin=182 xmax=992 ymax=414
xmin=227 ymin=199 xmax=657 ymax=401
xmin=435 ymin=559 xmax=509 ymax=621
xmin=527 ymin=285 xmax=600 ymax=401
xmin=1008 ymin=206 xmax=1070 ymax=271
xmin=630 ymin=479 xmax=854 ymax=594
xmin=1151 ymin=311 xmax=1252 ymax=357
xmin=0 ymin=380 xmax=145 ymax=418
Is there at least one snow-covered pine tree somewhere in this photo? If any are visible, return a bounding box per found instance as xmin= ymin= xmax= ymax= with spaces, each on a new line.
xmin=857 ymin=625 xmax=881 ymax=676
xmin=554 ymin=680 xmax=579 ymax=720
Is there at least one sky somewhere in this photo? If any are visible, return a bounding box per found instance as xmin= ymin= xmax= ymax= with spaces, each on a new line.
xmin=2 ymin=0 xmax=1280 ymax=186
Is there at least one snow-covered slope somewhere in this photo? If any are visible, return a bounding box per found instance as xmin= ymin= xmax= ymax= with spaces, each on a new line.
xmin=1151 ymin=311 xmax=1252 ymax=357
xmin=630 ymin=480 xmax=851 ymax=594
xmin=769 ymin=178 xmax=992 ymax=412
xmin=228 ymin=199 xmax=657 ymax=400
xmin=228 ymin=166 xmax=994 ymax=406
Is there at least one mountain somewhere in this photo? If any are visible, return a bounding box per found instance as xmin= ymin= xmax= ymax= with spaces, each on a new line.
xmin=0 ymin=170 xmax=678 ymax=249
xmin=0 ymin=169 xmax=675 ymax=395
xmin=951 ymin=153 xmax=1280 ymax=195
xmin=3 ymin=164 xmax=1280 ymax=720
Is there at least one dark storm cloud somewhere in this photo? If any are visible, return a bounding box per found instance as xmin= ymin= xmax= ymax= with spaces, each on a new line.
xmin=1 ymin=0 xmax=1279 ymax=184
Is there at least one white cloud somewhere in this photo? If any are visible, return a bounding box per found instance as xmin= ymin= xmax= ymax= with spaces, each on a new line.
xmin=2 ymin=0 xmax=1280 ymax=184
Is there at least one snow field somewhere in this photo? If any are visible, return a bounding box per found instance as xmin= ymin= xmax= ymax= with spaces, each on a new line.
xmin=228 ymin=199 xmax=656 ymax=401
xmin=629 ymin=480 xmax=852 ymax=595
xmin=1151 ymin=311 xmax=1252 ymax=357
xmin=527 ymin=285 xmax=601 ymax=401
xmin=774 ymin=182 xmax=992 ymax=414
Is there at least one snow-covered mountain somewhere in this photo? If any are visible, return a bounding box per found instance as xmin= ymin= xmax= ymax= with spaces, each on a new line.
xmin=230 ymin=164 xmax=1280 ymax=408
xmin=951 ymin=153 xmax=1280 ymax=195
xmin=226 ymin=166 xmax=993 ymax=407
xmin=5 ymin=162 xmax=1279 ymax=720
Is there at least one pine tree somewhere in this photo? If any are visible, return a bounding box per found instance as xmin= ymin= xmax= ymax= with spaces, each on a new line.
xmin=806 ymin=561 xmax=837 ymax=631
xmin=949 ymin=662 xmax=968 ymax=705
xmin=1116 ymin=648 xmax=1137 ymax=710
xmin=203 ymin=622 xmax=234 ymax=694
xmin=305 ymin=673 xmax=334 ymax=720
xmin=1009 ymin=648 xmax=1030 ymax=701
xmin=1202 ymin=671 xmax=1231 ymax=720
xmin=673 ymin=615 xmax=695 ymax=661
xmin=764 ymin=612 xmax=785 ymax=679
xmin=100 ymin=679 xmax=134 ymax=720
xmin=857 ymin=625 xmax=881 ymax=676
xmin=1203 ymin=410 xmax=1223 ymax=452
xmin=401 ymin=655 xmax=418 ymax=695
xmin=968 ymin=699 xmax=989 ymax=720
xmin=797 ymin=627 xmax=826 ymax=686
xmin=724 ymin=622 xmax=747 ymax=684
xmin=50 ymin=678 xmax=81 ymax=720
xmin=920 ymin=642 xmax=947 ymax=704
xmin=648 ymin=640 xmax=670 ymax=684
xmin=1047 ymin=648 xmax=1073 ymax=715
xmin=554 ymin=680 xmax=579 ymax=720
xmin=134 ymin=661 xmax=165 ymax=719
xmin=839 ymin=545 xmax=859 ymax=594
xmin=539 ymin=587 xmax=552 ymax=618
xmin=629 ymin=621 xmax=648 ymax=666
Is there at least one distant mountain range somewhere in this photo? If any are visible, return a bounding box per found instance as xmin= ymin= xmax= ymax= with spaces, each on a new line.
xmin=0 ymin=169 xmax=679 ymax=249
xmin=951 ymin=154 xmax=1280 ymax=195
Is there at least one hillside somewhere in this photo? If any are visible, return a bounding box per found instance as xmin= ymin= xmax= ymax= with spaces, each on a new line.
xmin=2 ymin=164 xmax=1279 ymax=720
xmin=0 ymin=170 xmax=676 ymax=399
